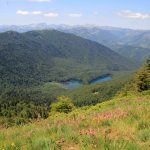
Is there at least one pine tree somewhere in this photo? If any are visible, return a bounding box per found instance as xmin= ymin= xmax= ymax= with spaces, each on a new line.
xmin=135 ymin=57 xmax=150 ymax=92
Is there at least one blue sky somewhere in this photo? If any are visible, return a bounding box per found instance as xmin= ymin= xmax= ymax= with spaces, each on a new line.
xmin=0 ymin=0 xmax=150 ymax=29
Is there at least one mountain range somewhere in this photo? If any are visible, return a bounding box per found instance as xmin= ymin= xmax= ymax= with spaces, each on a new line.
xmin=0 ymin=24 xmax=150 ymax=64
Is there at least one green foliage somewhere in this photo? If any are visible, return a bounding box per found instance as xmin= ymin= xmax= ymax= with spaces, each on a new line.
xmin=50 ymin=96 xmax=75 ymax=113
xmin=135 ymin=57 xmax=150 ymax=92
xmin=0 ymin=100 xmax=48 ymax=127
xmin=117 ymin=57 xmax=150 ymax=96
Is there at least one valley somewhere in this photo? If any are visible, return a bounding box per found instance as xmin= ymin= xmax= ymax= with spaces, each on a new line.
xmin=0 ymin=24 xmax=149 ymax=150
xmin=0 ymin=27 xmax=148 ymax=129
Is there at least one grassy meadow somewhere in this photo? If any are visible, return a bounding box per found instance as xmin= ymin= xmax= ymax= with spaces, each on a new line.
xmin=0 ymin=93 xmax=150 ymax=150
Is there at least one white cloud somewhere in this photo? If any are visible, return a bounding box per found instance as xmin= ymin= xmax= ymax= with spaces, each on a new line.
xmin=68 ymin=13 xmax=82 ymax=17
xmin=17 ymin=10 xmax=43 ymax=15
xmin=44 ymin=13 xmax=59 ymax=17
xmin=28 ymin=0 xmax=52 ymax=2
xmin=32 ymin=11 xmax=43 ymax=15
xmin=17 ymin=10 xmax=30 ymax=15
xmin=17 ymin=10 xmax=59 ymax=17
xmin=118 ymin=10 xmax=150 ymax=19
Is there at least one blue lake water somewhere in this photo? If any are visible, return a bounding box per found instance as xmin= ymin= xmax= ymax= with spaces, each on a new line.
xmin=88 ymin=75 xmax=112 ymax=84
xmin=62 ymin=75 xmax=112 ymax=89
xmin=62 ymin=80 xmax=83 ymax=89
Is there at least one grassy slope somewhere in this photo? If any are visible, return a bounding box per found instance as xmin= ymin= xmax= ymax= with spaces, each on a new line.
xmin=0 ymin=93 xmax=150 ymax=150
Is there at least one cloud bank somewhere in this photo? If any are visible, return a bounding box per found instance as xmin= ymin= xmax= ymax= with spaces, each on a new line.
xmin=17 ymin=11 xmax=83 ymax=18
xmin=17 ymin=10 xmax=59 ymax=17
xmin=118 ymin=10 xmax=150 ymax=19
xmin=17 ymin=10 xmax=43 ymax=15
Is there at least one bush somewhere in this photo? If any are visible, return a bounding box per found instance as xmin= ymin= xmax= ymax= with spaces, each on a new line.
xmin=50 ymin=96 xmax=75 ymax=113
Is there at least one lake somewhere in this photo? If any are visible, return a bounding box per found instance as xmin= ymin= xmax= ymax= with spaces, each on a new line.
xmin=62 ymin=80 xmax=83 ymax=89
xmin=62 ymin=75 xmax=112 ymax=89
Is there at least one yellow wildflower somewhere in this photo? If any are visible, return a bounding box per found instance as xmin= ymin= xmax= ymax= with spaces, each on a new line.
xmin=11 ymin=142 xmax=15 ymax=147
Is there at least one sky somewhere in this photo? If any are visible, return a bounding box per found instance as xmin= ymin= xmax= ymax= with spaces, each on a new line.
xmin=0 ymin=0 xmax=150 ymax=29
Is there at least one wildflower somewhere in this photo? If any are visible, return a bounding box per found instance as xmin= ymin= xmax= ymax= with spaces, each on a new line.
xmin=87 ymin=128 xmax=96 ymax=136
xmin=137 ymin=106 xmax=142 ymax=111
xmin=11 ymin=142 xmax=15 ymax=147
xmin=80 ymin=115 xmax=86 ymax=121
xmin=79 ymin=129 xmax=85 ymax=135
xmin=79 ymin=128 xmax=96 ymax=136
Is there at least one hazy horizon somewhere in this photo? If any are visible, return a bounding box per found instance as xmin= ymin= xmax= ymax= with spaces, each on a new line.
xmin=1 ymin=0 xmax=150 ymax=30
xmin=0 ymin=23 xmax=150 ymax=31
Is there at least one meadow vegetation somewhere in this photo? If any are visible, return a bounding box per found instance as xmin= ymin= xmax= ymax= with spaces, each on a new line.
xmin=0 ymin=93 xmax=149 ymax=150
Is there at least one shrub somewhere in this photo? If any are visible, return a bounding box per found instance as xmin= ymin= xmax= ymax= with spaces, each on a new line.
xmin=50 ymin=96 xmax=75 ymax=113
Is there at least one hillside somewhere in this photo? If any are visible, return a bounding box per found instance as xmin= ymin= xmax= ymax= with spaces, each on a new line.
xmin=0 ymin=30 xmax=136 ymax=89
xmin=114 ymin=46 xmax=150 ymax=64
xmin=0 ymin=94 xmax=150 ymax=150
xmin=0 ymin=58 xmax=149 ymax=149
xmin=126 ymin=31 xmax=150 ymax=48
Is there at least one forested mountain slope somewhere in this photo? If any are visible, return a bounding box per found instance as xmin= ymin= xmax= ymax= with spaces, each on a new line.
xmin=0 ymin=30 xmax=136 ymax=89
xmin=58 ymin=26 xmax=150 ymax=64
